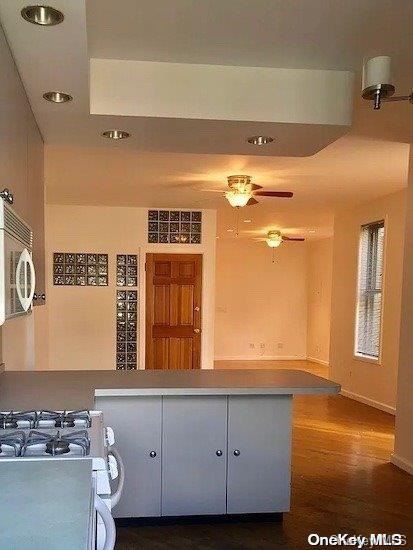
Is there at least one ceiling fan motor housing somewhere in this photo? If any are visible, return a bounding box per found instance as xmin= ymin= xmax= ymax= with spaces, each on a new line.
xmin=227 ymin=175 xmax=252 ymax=192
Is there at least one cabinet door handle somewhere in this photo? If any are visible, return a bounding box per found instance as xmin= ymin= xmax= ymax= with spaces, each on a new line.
xmin=149 ymin=451 xmax=157 ymax=458
xmin=233 ymin=449 xmax=241 ymax=457
xmin=215 ymin=450 xmax=223 ymax=457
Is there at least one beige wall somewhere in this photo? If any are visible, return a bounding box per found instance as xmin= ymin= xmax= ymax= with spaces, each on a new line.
xmin=330 ymin=190 xmax=406 ymax=412
xmin=393 ymin=151 xmax=413 ymax=474
xmin=214 ymin=237 xmax=307 ymax=360
xmin=37 ymin=205 xmax=216 ymax=371
xmin=306 ymin=238 xmax=333 ymax=365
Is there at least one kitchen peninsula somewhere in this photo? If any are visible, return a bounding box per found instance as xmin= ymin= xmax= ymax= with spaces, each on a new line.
xmin=0 ymin=369 xmax=340 ymax=519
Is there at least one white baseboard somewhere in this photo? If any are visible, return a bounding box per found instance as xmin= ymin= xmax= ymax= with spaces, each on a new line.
xmin=306 ymin=357 xmax=330 ymax=366
xmin=390 ymin=453 xmax=413 ymax=475
xmin=340 ymin=388 xmax=396 ymax=415
xmin=214 ymin=355 xmax=307 ymax=361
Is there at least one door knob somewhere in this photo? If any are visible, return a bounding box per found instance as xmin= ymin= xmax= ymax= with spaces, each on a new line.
xmin=194 ymin=328 xmax=200 ymax=333
xmin=149 ymin=451 xmax=157 ymax=458
xmin=233 ymin=449 xmax=241 ymax=456
xmin=215 ymin=450 xmax=223 ymax=457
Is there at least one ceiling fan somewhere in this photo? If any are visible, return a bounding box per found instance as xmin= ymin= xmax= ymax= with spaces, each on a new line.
xmin=225 ymin=175 xmax=293 ymax=208
xmin=266 ymin=230 xmax=305 ymax=248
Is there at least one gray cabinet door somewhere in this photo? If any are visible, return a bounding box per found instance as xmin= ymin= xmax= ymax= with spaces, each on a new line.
xmin=96 ymin=396 xmax=162 ymax=517
xmin=227 ymin=395 xmax=292 ymax=514
xmin=162 ymin=396 xmax=227 ymax=516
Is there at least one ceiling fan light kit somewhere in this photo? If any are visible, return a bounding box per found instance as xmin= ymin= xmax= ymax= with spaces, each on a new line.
xmin=362 ymin=55 xmax=412 ymax=110
xmin=266 ymin=230 xmax=283 ymax=248
xmin=224 ymin=175 xmax=293 ymax=208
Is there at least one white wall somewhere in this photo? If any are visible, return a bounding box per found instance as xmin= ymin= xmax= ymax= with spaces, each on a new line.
xmin=214 ymin=237 xmax=307 ymax=360
xmin=37 ymin=205 xmax=216 ymax=371
xmin=306 ymin=238 xmax=333 ymax=365
xmin=329 ymin=190 xmax=406 ymax=413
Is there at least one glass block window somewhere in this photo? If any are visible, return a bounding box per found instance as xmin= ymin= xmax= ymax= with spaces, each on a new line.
xmin=355 ymin=221 xmax=385 ymax=360
xmin=53 ymin=252 xmax=108 ymax=286
xmin=116 ymin=290 xmax=138 ymax=370
xmin=148 ymin=210 xmax=202 ymax=244
xmin=116 ymin=254 xmax=138 ymax=287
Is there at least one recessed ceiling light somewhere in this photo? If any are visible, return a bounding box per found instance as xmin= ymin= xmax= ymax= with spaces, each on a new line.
xmin=21 ymin=5 xmax=64 ymax=26
xmin=43 ymin=91 xmax=73 ymax=103
xmin=227 ymin=228 xmax=234 ymax=233
xmin=247 ymin=135 xmax=274 ymax=146
xmin=102 ymin=130 xmax=130 ymax=140
xmin=243 ymin=219 xmax=252 ymax=223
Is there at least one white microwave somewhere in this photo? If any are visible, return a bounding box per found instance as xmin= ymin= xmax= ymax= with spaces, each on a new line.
xmin=0 ymin=200 xmax=35 ymax=325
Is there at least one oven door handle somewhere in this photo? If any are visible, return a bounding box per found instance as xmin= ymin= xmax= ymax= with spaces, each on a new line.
xmin=108 ymin=447 xmax=125 ymax=508
xmin=94 ymin=495 xmax=116 ymax=550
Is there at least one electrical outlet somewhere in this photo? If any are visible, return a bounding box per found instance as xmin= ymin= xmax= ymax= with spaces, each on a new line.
xmin=249 ymin=343 xmax=255 ymax=349
xmin=277 ymin=342 xmax=283 ymax=350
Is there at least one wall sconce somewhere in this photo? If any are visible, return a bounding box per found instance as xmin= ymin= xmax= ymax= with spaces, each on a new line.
xmin=362 ymin=56 xmax=412 ymax=110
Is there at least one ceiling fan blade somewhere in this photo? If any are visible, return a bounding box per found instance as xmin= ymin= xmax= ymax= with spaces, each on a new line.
xmin=254 ymin=191 xmax=294 ymax=198
xmin=282 ymin=237 xmax=305 ymax=241
xmin=251 ymin=184 xmax=263 ymax=191
xmin=246 ymin=197 xmax=259 ymax=206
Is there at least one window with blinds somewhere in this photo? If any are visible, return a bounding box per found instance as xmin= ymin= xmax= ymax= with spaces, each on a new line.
xmin=355 ymin=221 xmax=385 ymax=360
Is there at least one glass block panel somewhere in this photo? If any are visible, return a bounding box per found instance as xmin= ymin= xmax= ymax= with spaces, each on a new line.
xmin=87 ymin=254 xmax=97 ymax=264
xmin=190 ymin=233 xmax=201 ymax=244
xmin=53 ymin=251 xmax=109 ymax=286
xmin=117 ymin=290 xmax=127 ymax=300
xmin=147 ymin=210 xmax=202 ymax=244
xmin=117 ymin=254 xmax=127 ymax=265
xmin=54 ymin=253 xmax=64 ymax=263
xmin=65 ymin=253 xmax=75 ymax=264
xmin=76 ymin=253 xmax=87 ymax=264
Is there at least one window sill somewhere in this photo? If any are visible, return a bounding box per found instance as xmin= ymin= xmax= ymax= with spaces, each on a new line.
xmin=353 ymin=354 xmax=381 ymax=365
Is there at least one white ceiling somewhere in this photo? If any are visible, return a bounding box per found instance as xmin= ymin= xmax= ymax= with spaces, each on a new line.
xmin=0 ymin=0 xmax=412 ymax=241
xmin=87 ymin=0 xmax=413 ymax=75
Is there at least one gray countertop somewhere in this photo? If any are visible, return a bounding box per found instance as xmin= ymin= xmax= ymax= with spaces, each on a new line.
xmin=0 ymin=369 xmax=340 ymax=410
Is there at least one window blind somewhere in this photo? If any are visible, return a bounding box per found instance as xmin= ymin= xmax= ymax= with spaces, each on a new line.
xmin=355 ymin=221 xmax=385 ymax=359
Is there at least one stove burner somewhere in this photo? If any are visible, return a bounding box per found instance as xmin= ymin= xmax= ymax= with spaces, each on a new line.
xmin=21 ymin=429 xmax=91 ymax=457
xmin=45 ymin=438 xmax=70 ymax=455
xmin=0 ymin=411 xmax=38 ymax=429
xmin=0 ymin=431 xmax=26 ymax=457
xmin=37 ymin=410 xmax=91 ymax=428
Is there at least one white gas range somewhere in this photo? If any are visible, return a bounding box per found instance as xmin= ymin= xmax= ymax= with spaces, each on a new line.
xmin=0 ymin=409 xmax=124 ymax=550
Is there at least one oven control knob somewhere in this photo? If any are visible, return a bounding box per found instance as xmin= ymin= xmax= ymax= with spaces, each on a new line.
xmin=108 ymin=454 xmax=119 ymax=480
xmin=106 ymin=427 xmax=115 ymax=447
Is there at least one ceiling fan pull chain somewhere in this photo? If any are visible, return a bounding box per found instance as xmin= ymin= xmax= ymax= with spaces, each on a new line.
xmin=272 ymin=248 xmax=276 ymax=264
xmin=235 ymin=207 xmax=240 ymax=237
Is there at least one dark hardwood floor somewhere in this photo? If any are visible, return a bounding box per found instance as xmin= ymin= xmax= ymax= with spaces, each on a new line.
xmin=116 ymin=394 xmax=413 ymax=549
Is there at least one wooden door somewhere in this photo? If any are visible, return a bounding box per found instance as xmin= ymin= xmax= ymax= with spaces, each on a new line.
xmin=146 ymin=254 xmax=202 ymax=369
xmin=161 ymin=396 xmax=227 ymax=516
